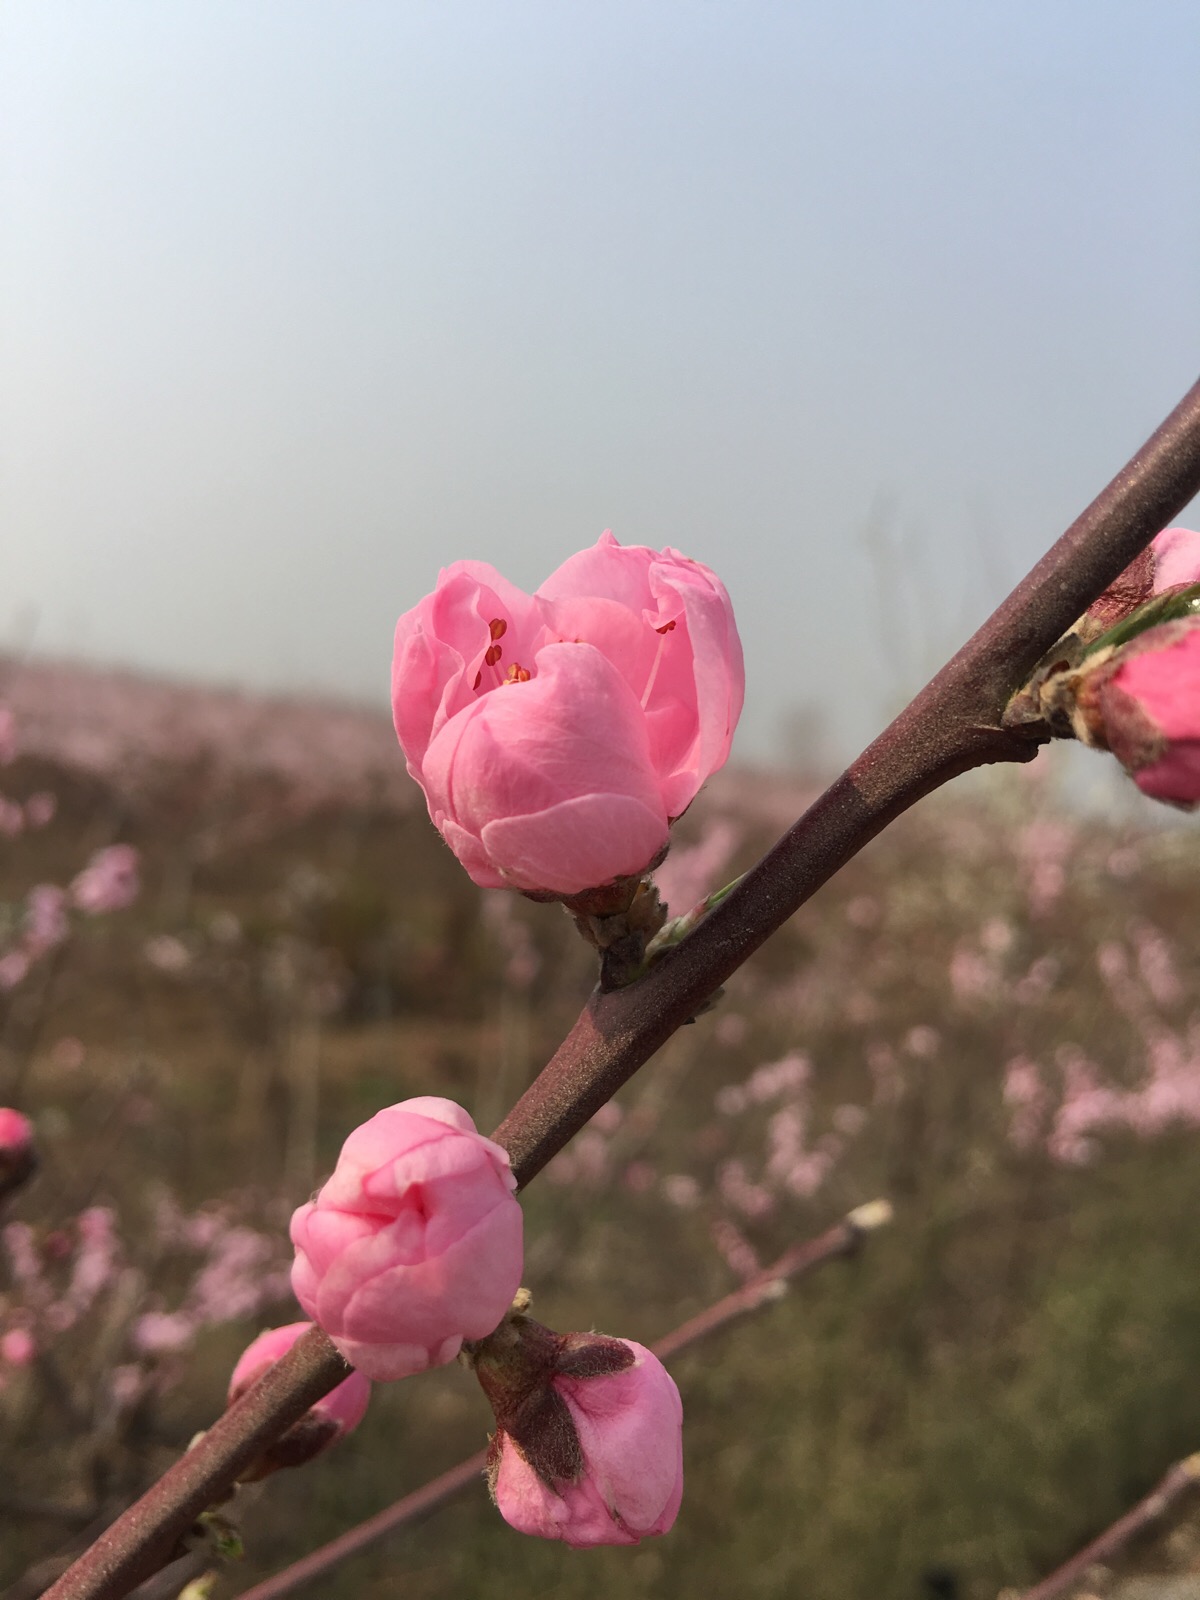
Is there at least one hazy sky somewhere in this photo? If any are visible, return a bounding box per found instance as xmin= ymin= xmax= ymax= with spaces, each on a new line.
xmin=3 ymin=1 xmax=1199 ymax=761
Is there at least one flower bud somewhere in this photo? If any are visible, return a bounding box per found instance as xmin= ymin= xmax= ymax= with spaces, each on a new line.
xmin=1083 ymin=619 xmax=1200 ymax=806
xmin=0 ymin=1108 xmax=37 ymax=1202
xmin=290 ymin=1097 xmax=523 ymax=1381
xmin=392 ymin=531 xmax=743 ymax=897
xmin=227 ymin=1321 xmax=371 ymax=1479
xmin=471 ymin=1311 xmax=683 ymax=1548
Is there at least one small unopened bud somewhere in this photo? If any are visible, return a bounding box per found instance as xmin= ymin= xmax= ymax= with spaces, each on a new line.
xmin=226 ymin=1322 xmax=371 ymax=1480
xmin=1075 ymin=620 xmax=1200 ymax=807
xmin=469 ymin=1308 xmax=683 ymax=1548
xmin=0 ymin=1109 xmax=37 ymax=1203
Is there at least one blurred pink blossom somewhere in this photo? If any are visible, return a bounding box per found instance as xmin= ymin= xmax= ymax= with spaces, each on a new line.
xmin=24 ymin=885 xmax=68 ymax=957
xmin=1 ymin=1327 xmax=35 ymax=1366
xmin=714 ymin=1012 xmax=748 ymax=1047
xmin=710 ymin=1217 xmax=761 ymax=1280
xmin=660 ymin=1174 xmax=701 ymax=1209
xmin=0 ymin=798 xmax=24 ymax=837
xmin=653 ymin=817 xmax=743 ymax=915
xmin=0 ymin=951 xmax=30 ymax=991
xmin=904 ymin=1025 xmax=941 ymax=1059
xmin=23 ymin=791 xmax=57 ymax=829
xmin=846 ymin=894 xmax=882 ymax=929
xmin=143 ymin=934 xmax=191 ymax=974
xmin=716 ymin=1159 xmax=775 ymax=1218
xmin=623 ymin=1161 xmax=656 ymax=1194
xmin=133 ymin=1310 xmax=196 ymax=1355
xmin=70 ymin=844 xmax=140 ymax=914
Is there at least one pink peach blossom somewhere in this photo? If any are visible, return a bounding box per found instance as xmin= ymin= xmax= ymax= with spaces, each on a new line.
xmin=392 ymin=531 xmax=743 ymax=895
xmin=490 ymin=1337 xmax=683 ymax=1547
xmin=290 ymin=1097 xmax=523 ymax=1381
xmin=1094 ymin=621 xmax=1200 ymax=806
xmin=228 ymin=1321 xmax=371 ymax=1459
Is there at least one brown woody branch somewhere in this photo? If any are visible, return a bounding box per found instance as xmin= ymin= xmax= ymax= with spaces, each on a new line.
xmin=42 ymin=376 xmax=1200 ymax=1600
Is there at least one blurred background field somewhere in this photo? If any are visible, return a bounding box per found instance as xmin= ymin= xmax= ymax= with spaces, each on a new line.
xmin=3 ymin=663 xmax=1200 ymax=1599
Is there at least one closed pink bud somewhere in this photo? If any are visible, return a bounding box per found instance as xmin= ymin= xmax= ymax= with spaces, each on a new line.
xmin=479 ymin=1326 xmax=683 ymax=1548
xmin=392 ymin=531 xmax=743 ymax=896
xmin=290 ymin=1097 xmax=523 ymax=1381
xmin=227 ymin=1321 xmax=371 ymax=1477
xmin=1092 ymin=620 xmax=1200 ymax=806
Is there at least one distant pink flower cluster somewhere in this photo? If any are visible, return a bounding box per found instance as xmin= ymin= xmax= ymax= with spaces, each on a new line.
xmin=0 ymin=892 xmax=59 ymax=993
xmin=0 ymin=705 xmax=57 ymax=839
xmin=0 ymin=712 xmax=141 ymax=992
xmin=1004 ymin=959 xmax=1200 ymax=1166
xmin=392 ymin=532 xmax=743 ymax=896
xmin=133 ymin=1202 xmax=292 ymax=1357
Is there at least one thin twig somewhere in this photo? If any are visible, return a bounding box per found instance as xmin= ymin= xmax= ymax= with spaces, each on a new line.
xmin=234 ymin=1205 xmax=887 ymax=1600
xmin=1017 ymin=1453 xmax=1200 ymax=1600
xmin=42 ymin=376 xmax=1200 ymax=1600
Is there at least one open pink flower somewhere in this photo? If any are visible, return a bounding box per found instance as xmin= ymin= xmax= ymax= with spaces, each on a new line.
xmin=1090 ymin=619 xmax=1200 ymax=806
xmin=392 ymin=531 xmax=743 ymax=896
xmin=228 ymin=1321 xmax=371 ymax=1475
xmin=290 ymin=1097 xmax=523 ymax=1381
xmin=486 ymin=1333 xmax=683 ymax=1548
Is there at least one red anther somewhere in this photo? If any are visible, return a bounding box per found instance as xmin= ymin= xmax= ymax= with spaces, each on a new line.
xmin=655 ymin=621 xmax=677 ymax=634
xmin=485 ymin=644 xmax=503 ymax=667
xmin=489 ymin=618 xmax=508 ymax=640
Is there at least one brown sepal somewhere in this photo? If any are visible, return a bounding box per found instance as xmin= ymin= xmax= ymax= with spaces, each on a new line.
xmin=503 ymin=1384 xmax=584 ymax=1488
xmin=554 ymin=1332 xmax=637 ymax=1381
